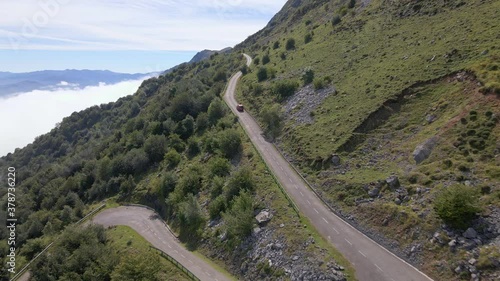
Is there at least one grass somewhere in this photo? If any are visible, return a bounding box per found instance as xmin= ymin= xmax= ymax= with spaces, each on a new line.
xmin=237 ymin=0 xmax=500 ymax=161
xmin=107 ymin=225 xmax=191 ymax=281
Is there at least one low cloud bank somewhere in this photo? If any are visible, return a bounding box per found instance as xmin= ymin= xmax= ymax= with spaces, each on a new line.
xmin=0 ymin=79 xmax=145 ymax=157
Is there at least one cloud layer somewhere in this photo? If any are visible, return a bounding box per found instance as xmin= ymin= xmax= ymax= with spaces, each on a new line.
xmin=0 ymin=0 xmax=287 ymax=51
xmin=0 ymin=79 xmax=144 ymax=156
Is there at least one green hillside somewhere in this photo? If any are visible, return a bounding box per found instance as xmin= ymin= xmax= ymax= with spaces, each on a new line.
xmin=0 ymin=53 xmax=352 ymax=280
xmin=0 ymin=0 xmax=499 ymax=280
xmin=234 ymin=0 xmax=499 ymax=280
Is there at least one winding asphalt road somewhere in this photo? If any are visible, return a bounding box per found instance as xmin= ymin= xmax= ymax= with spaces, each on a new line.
xmin=223 ymin=54 xmax=434 ymax=281
xmin=91 ymin=206 xmax=231 ymax=281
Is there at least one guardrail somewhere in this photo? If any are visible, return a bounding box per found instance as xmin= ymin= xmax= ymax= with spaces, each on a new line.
xmin=149 ymin=246 xmax=200 ymax=281
xmin=11 ymin=203 xmax=107 ymax=281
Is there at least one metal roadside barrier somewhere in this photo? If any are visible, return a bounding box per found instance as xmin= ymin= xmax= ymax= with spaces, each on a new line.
xmin=149 ymin=246 xmax=200 ymax=281
xmin=11 ymin=203 xmax=107 ymax=281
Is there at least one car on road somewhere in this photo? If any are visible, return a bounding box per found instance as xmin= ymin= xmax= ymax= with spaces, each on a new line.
xmin=236 ymin=104 xmax=244 ymax=112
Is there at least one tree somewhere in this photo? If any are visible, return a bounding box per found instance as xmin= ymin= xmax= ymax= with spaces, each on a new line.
xmin=260 ymin=104 xmax=284 ymax=140
xmin=195 ymin=112 xmax=209 ymax=132
xmin=144 ymin=135 xmax=167 ymax=162
xmin=175 ymin=115 xmax=195 ymax=139
xmin=208 ymin=157 xmax=231 ymax=177
xmin=257 ymin=67 xmax=268 ymax=82
xmin=218 ymin=129 xmax=242 ymax=159
xmin=286 ymin=38 xmax=296 ymax=50
xmin=208 ymin=98 xmax=226 ymax=124
xmin=178 ymin=194 xmax=205 ymax=245
xmin=160 ymin=171 xmax=177 ymax=198
xmin=434 ymin=185 xmax=482 ymax=229
xmin=222 ymin=191 xmax=254 ymax=243
xmin=225 ymin=166 xmax=255 ymax=202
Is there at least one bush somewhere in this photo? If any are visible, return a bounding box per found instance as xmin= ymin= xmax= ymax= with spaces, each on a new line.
xmin=225 ymin=166 xmax=255 ymax=202
xmin=218 ymin=129 xmax=242 ymax=159
xmin=260 ymin=104 xmax=284 ymax=139
xmin=209 ymin=195 xmax=227 ymax=219
xmin=262 ymin=54 xmax=270 ymax=65
xmin=209 ymin=157 xmax=231 ymax=177
xmin=332 ymin=15 xmax=341 ymax=26
xmin=144 ymin=135 xmax=167 ymax=162
xmin=434 ymin=185 xmax=482 ymax=229
xmin=164 ymin=149 xmax=181 ymax=168
xmin=272 ymin=80 xmax=299 ymax=100
xmin=348 ymin=0 xmax=356 ymax=9
xmin=254 ymin=57 xmax=260 ymax=65
xmin=222 ymin=191 xmax=254 ymax=243
xmin=302 ymin=68 xmax=315 ymax=85
xmin=313 ymin=78 xmax=325 ymax=90
xmin=286 ymin=38 xmax=296 ymax=50
xmin=257 ymin=67 xmax=268 ymax=82
xmin=304 ymin=33 xmax=313 ymax=44
xmin=178 ymin=194 xmax=205 ymax=244
xmin=273 ymin=41 xmax=280 ymax=49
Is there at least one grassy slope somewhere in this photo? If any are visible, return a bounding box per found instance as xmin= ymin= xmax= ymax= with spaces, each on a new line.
xmin=238 ymin=0 xmax=499 ymax=159
xmin=233 ymin=0 xmax=500 ymax=279
xmin=107 ymin=226 xmax=190 ymax=281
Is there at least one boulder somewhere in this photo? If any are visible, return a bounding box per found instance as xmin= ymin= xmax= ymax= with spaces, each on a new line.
xmin=368 ymin=188 xmax=380 ymax=198
xmin=386 ymin=175 xmax=400 ymax=190
xmin=463 ymin=228 xmax=477 ymax=239
xmin=331 ymin=154 xmax=341 ymax=166
xmin=255 ymin=209 xmax=273 ymax=224
xmin=412 ymin=137 xmax=437 ymax=164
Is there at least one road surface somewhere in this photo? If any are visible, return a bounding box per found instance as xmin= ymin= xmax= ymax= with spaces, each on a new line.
xmin=223 ymin=54 xmax=434 ymax=281
xmin=91 ymin=206 xmax=232 ymax=281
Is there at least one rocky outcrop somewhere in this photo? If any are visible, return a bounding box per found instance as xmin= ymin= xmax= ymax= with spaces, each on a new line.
xmin=412 ymin=137 xmax=438 ymax=164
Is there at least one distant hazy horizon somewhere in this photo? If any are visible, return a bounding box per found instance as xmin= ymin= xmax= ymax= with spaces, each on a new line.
xmin=0 ymin=79 xmax=145 ymax=157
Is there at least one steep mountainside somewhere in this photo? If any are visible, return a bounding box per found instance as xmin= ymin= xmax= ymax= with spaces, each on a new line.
xmin=0 ymin=52 xmax=352 ymax=280
xmin=234 ymin=0 xmax=499 ymax=280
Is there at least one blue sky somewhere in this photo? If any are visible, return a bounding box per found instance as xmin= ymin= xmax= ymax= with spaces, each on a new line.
xmin=0 ymin=0 xmax=287 ymax=73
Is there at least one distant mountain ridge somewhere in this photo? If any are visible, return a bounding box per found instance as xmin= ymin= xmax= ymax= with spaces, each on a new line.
xmin=189 ymin=47 xmax=232 ymax=64
xmin=0 ymin=69 xmax=153 ymax=98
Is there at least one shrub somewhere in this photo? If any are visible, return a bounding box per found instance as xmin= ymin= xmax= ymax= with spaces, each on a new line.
xmin=434 ymin=184 xmax=481 ymax=229
xmin=313 ymin=78 xmax=325 ymax=90
xmin=304 ymin=33 xmax=313 ymax=44
xmin=272 ymin=80 xmax=299 ymax=100
xmin=222 ymin=191 xmax=254 ymax=242
xmin=332 ymin=15 xmax=341 ymax=26
xmin=209 ymin=195 xmax=227 ymax=219
xmin=218 ymin=129 xmax=242 ymax=159
xmin=254 ymin=57 xmax=260 ymax=65
xmin=286 ymin=38 xmax=296 ymax=50
xmin=348 ymin=0 xmax=356 ymax=9
xmin=209 ymin=157 xmax=231 ymax=177
xmin=257 ymin=67 xmax=268 ymax=82
xmin=273 ymin=41 xmax=280 ymax=49
xmin=280 ymin=52 xmax=287 ymax=60
xmin=262 ymin=54 xmax=270 ymax=65
xmin=302 ymin=68 xmax=315 ymax=85
xmin=260 ymin=104 xmax=284 ymax=139
xmin=164 ymin=149 xmax=181 ymax=168
xmin=144 ymin=135 xmax=167 ymax=162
